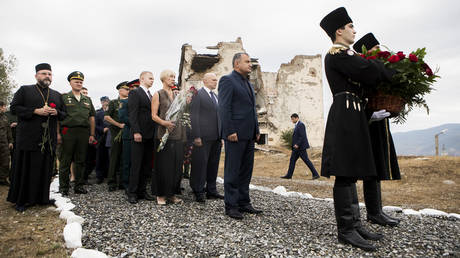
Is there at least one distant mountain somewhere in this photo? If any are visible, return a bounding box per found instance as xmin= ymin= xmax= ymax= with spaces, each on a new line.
xmin=392 ymin=123 xmax=460 ymax=156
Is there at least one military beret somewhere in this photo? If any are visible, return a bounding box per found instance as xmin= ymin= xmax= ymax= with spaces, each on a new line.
xmin=127 ymin=79 xmax=140 ymax=88
xmin=320 ymin=7 xmax=353 ymax=39
xmin=100 ymin=96 xmax=109 ymax=102
xmin=35 ymin=63 xmax=52 ymax=72
xmin=116 ymin=81 xmax=129 ymax=90
xmin=353 ymin=33 xmax=380 ymax=53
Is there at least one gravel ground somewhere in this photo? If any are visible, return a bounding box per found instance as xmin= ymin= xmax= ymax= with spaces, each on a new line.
xmin=70 ymin=178 xmax=460 ymax=257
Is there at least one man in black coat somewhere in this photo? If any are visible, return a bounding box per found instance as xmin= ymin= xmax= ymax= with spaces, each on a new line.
xmin=190 ymin=73 xmax=224 ymax=203
xmin=281 ymin=113 xmax=319 ymax=180
xmin=126 ymin=71 xmax=156 ymax=204
xmin=218 ymin=53 xmax=261 ymax=220
xmin=7 ymin=63 xmax=66 ymax=212
xmin=353 ymin=33 xmax=401 ymax=227
xmin=320 ymin=7 xmax=395 ymax=251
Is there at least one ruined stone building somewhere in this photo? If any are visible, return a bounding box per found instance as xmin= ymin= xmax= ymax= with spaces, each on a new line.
xmin=178 ymin=38 xmax=324 ymax=148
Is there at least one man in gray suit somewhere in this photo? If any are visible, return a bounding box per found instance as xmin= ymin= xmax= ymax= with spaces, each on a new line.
xmin=190 ymin=73 xmax=224 ymax=203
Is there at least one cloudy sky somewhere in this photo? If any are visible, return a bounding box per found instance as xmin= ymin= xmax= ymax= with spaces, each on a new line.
xmin=1 ymin=0 xmax=458 ymax=133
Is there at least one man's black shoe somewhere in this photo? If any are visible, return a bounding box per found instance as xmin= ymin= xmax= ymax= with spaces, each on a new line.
xmin=312 ymin=175 xmax=320 ymax=180
xmin=280 ymin=175 xmax=292 ymax=179
xmin=96 ymin=178 xmax=104 ymax=184
xmin=356 ymin=225 xmax=384 ymax=241
xmin=138 ymin=192 xmax=155 ymax=201
xmin=338 ymin=230 xmax=377 ymax=252
xmin=239 ymin=205 xmax=263 ymax=214
xmin=195 ymin=194 xmax=206 ymax=203
xmin=206 ymin=192 xmax=224 ymax=199
xmin=108 ymin=186 xmax=117 ymax=192
xmin=367 ymin=213 xmax=399 ymax=227
xmin=74 ymin=187 xmax=88 ymax=194
xmin=128 ymin=195 xmax=138 ymax=204
xmin=226 ymin=209 xmax=244 ymax=220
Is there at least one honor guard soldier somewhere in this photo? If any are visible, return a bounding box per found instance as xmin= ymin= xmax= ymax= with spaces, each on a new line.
xmin=59 ymin=71 xmax=96 ymax=195
xmin=319 ymin=7 xmax=395 ymax=251
xmin=353 ymin=33 xmax=401 ymax=227
xmin=105 ymin=81 xmax=129 ymax=191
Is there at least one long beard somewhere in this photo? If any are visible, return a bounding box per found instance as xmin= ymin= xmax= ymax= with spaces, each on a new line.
xmin=38 ymin=79 xmax=51 ymax=88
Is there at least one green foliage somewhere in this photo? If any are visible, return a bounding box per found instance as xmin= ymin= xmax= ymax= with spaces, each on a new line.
xmin=280 ymin=128 xmax=293 ymax=147
xmin=361 ymin=46 xmax=440 ymax=123
xmin=0 ymin=48 xmax=18 ymax=104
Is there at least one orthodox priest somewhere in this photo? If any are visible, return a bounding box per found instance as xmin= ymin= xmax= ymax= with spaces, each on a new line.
xmin=320 ymin=8 xmax=395 ymax=251
xmin=7 ymin=63 xmax=66 ymax=212
xmin=353 ymin=33 xmax=401 ymax=227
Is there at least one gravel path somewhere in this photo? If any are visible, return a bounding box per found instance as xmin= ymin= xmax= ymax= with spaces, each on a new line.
xmin=70 ymin=178 xmax=460 ymax=257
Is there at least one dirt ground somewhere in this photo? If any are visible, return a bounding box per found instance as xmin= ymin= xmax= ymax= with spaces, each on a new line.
xmin=0 ymin=186 xmax=69 ymax=257
xmin=0 ymin=147 xmax=458 ymax=257
xmin=218 ymin=147 xmax=460 ymax=214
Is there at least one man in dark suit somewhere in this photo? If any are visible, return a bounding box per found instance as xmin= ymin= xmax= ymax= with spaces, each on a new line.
xmin=218 ymin=53 xmax=262 ymax=220
xmin=126 ymin=71 xmax=156 ymax=204
xmin=281 ymin=113 xmax=320 ymax=180
xmin=190 ymin=73 xmax=224 ymax=203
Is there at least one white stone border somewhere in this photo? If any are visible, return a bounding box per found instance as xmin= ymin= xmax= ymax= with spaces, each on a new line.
xmin=49 ymin=177 xmax=108 ymax=258
xmin=216 ymin=177 xmax=460 ymax=220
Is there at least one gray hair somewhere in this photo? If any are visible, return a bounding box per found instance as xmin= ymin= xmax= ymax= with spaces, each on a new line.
xmin=232 ymin=52 xmax=249 ymax=68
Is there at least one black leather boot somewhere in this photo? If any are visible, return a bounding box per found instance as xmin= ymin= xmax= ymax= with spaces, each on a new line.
xmin=376 ymin=181 xmax=401 ymax=223
xmin=334 ymin=182 xmax=377 ymax=251
xmin=363 ymin=180 xmax=398 ymax=227
xmin=351 ymin=183 xmax=383 ymax=241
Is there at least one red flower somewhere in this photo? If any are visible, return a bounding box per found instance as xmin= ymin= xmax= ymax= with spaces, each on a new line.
xmin=421 ymin=63 xmax=430 ymax=70
xmin=426 ymin=68 xmax=434 ymax=76
xmin=388 ymin=55 xmax=400 ymax=63
xmin=189 ymin=86 xmax=198 ymax=95
xmin=62 ymin=127 xmax=68 ymax=135
xmin=49 ymin=102 xmax=56 ymax=108
xmin=359 ymin=54 xmax=366 ymax=58
xmin=366 ymin=55 xmax=377 ymax=60
xmin=377 ymin=51 xmax=391 ymax=59
xmin=397 ymin=51 xmax=406 ymax=60
xmin=409 ymin=53 xmax=418 ymax=62
xmin=92 ymin=140 xmax=98 ymax=145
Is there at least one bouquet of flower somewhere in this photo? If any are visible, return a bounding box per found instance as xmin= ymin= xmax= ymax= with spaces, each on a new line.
xmin=157 ymin=86 xmax=198 ymax=152
xmin=360 ymin=46 xmax=439 ymax=123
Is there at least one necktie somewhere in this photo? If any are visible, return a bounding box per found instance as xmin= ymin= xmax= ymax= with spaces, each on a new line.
xmin=210 ymin=91 xmax=218 ymax=106
xmin=147 ymin=89 xmax=152 ymax=100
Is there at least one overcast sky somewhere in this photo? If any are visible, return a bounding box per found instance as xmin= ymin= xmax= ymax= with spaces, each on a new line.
xmin=1 ymin=0 xmax=458 ymax=133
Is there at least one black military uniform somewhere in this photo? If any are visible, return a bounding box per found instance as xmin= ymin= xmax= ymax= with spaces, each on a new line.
xmin=353 ymin=33 xmax=401 ymax=226
xmin=7 ymin=63 xmax=67 ymax=211
xmin=105 ymin=81 xmax=129 ymax=191
xmin=59 ymin=71 xmax=96 ymax=195
xmin=320 ymin=7 xmax=395 ymax=251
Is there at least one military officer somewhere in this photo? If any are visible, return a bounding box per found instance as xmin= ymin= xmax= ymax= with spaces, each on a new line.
xmin=353 ymin=33 xmax=401 ymax=227
xmin=0 ymin=101 xmax=13 ymax=185
xmin=59 ymin=71 xmax=96 ymax=195
xmin=320 ymin=7 xmax=395 ymax=251
xmin=105 ymin=81 xmax=129 ymax=191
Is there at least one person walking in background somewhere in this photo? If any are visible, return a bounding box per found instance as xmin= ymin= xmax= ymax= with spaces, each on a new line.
xmin=190 ymin=73 xmax=224 ymax=203
xmin=126 ymin=72 xmax=156 ymax=204
xmin=151 ymin=70 xmax=186 ymax=205
xmin=281 ymin=113 xmax=320 ymax=180
xmin=218 ymin=53 xmax=262 ymax=220
xmin=7 ymin=63 xmax=66 ymax=211
xmin=59 ymin=71 xmax=96 ymax=195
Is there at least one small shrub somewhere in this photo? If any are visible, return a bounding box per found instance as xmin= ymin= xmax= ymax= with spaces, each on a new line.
xmin=280 ymin=128 xmax=293 ymax=147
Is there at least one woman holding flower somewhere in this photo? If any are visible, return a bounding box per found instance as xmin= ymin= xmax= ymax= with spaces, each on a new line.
xmin=151 ymin=70 xmax=186 ymax=205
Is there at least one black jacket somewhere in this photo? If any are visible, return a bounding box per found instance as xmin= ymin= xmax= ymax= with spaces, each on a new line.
xmin=128 ymin=87 xmax=156 ymax=139
xmin=190 ymin=87 xmax=220 ymax=141
xmin=292 ymin=121 xmax=310 ymax=151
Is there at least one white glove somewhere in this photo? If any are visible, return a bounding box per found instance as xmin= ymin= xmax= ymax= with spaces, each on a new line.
xmin=370 ymin=109 xmax=391 ymax=122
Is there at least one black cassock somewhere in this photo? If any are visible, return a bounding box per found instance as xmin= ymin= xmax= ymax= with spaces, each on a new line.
xmin=321 ymin=47 xmax=394 ymax=179
xmin=7 ymin=84 xmax=66 ymax=206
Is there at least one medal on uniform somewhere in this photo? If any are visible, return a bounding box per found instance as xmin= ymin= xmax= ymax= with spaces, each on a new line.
xmin=357 ymin=102 xmax=361 ymax=111
xmin=353 ymin=100 xmax=356 ymax=110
